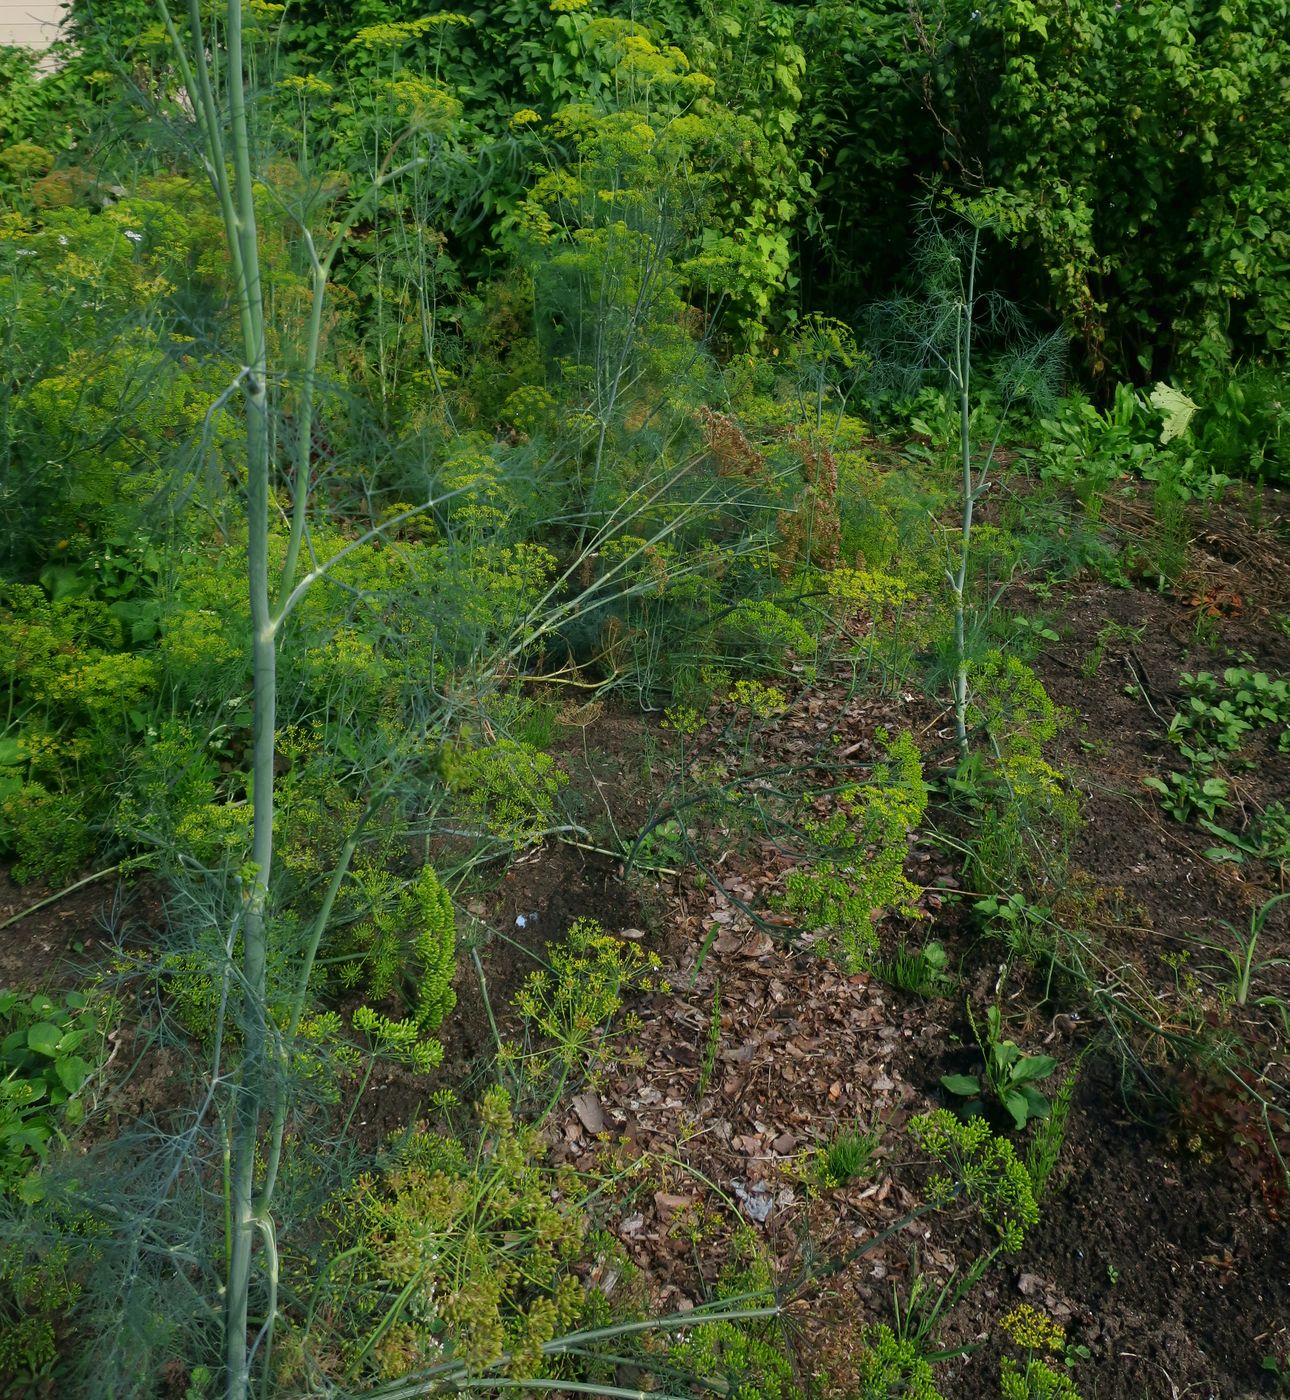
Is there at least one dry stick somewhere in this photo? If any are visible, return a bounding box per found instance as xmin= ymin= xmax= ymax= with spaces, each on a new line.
xmin=0 ymin=865 xmax=126 ymax=931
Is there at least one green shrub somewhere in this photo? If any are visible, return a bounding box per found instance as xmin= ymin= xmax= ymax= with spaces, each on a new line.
xmin=908 ymin=1109 xmax=1039 ymax=1253
xmin=790 ymin=0 xmax=1290 ymax=381
xmin=338 ymin=864 xmax=457 ymax=1029
xmin=852 ymin=1323 xmax=943 ymax=1399
xmin=955 ymin=654 xmax=1078 ymax=892
xmin=444 ymin=738 xmax=568 ymax=850
xmin=667 ymin=1260 xmax=803 ymax=1400
xmin=0 ymin=784 xmax=92 ymax=887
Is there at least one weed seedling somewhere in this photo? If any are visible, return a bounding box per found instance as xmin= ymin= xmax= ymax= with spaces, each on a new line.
xmin=1080 ymin=620 xmax=1146 ymax=679
xmin=872 ymin=939 xmax=954 ymax=997
xmin=696 ymin=978 xmax=721 ymax=1100
xmin=889 ymin=1245 xmax=980 ymax=1362
xmin=1263 ymin=1349 xmax=1290 ymax=1394
xmin=1194 ymin=893 xmax=1290 ymax=1007
xmin=817 ymin=1119 xmax=883 ymax=1187
xmin=1025 ymin=1060 xmax=1082 ymax=1198
xmin=942 ymin=1003 xmax=1057 ymax=1130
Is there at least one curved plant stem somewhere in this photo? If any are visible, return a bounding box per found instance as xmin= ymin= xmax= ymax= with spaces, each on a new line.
xmin=0 ymin=864 xmax=126 ymax=931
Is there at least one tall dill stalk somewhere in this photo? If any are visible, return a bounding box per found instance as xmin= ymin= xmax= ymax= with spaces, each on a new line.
xmin=865 ymin=203 xmax=1064 ymax=758
xmin=150 ymin=5 xmax=272 ymax=1393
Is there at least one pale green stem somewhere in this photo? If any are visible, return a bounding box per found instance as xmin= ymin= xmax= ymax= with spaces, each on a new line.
xmin=951 ymin=226 xmax=980 ymax=760
xmin=158 ymin=2 xmax=273 ymax=1394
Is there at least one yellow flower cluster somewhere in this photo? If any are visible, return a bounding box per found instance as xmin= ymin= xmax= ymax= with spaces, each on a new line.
xmin=278 ymin=74 xmax=334 ymax=96
xmin=999 ymin=1302 xmax=1065 ymax=1353
xmin=349 ymin=13 xmax=471 ymax=49
xmin=730 ymin=678 xmax=789 ymax=719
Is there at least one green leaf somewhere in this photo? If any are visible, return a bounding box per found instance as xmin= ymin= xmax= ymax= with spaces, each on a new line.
xmin=1019 ymin=1085 xmax=1051 ymax=1120
xmin=37 ymin=563 xmax=88 ymax=602
xmin=940 ymin=1073 xmax=980 ymax=1096
xmin=56 ymin=1055 xmax=91 ymax=1095
xmin=1002 ymin=1089 xmax=1030 ymax=1130
xmin=1013 ymin=1054 xmax=1057 ymax=1083
xmin=26 ymin=1023 xmax=61 ymax=1057
xmin=1149 ymin=382 xmax=1198 ymax=444
xmin=18 ymin=1174 xmax=46 ymax=1205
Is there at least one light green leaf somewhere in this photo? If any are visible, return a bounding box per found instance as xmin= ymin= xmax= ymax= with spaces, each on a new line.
xmin=26 ymin=1023 xmax=61 ymax=1057
xmin=1149 ymin=381 xmax=1199 ymax=444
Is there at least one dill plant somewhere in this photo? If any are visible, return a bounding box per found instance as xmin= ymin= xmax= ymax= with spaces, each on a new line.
xmin=862 ymin=200 xmax=1064 ymax=758
xmin=509 ymin=918 xmax=667 ymax=1094
xmin=997 ymin=1304 xmax=1082 ymax=1400
xmin=781 ymin=728 xmax=928 ymax=970
xmin=296 ymin=1084 xmax=594 ymax=1389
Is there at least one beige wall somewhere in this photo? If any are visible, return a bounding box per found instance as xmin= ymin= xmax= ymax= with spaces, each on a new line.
xmin=0 ymin=0 xmax=64 ymax=48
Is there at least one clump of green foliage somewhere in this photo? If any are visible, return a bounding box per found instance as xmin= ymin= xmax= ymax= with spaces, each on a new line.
xmin=510 ymin=918 xmax=667 ymax=1085
xmin=871 ymin=939 xmax=953 ymax=998
xmin=0 ymin=990 xmax=104 ymax=1200
xmin=782 ymin=729 xmax=928 ymax=970
xmin=909 ymin=1109 xmax=1039 ymax=1253
xmin=954 ymin=653 xmax=1077 ymax=894
xmin=666 ymin=1259 xmax=803 ymax=1400
xmin=998 ymin=1303 xmax=1083 ymax=1400
xmin=444 ymin=738 xmax=569 ymax=850
xmin=1026 ymin=1062 xmax=1081 ymax=1200
xmin=304 ymin=1085 xmax=592 ymax=1387
xmin=941 ymin=1004 xmax=1058 ymax=1131
xmin=813 ymin=1119 xmax=883 ymax=1189
xmin=338 ymin=864 xmax=457 ymax=1028
xmin=852 ymin=1323 xmax=944 ymax=1399
xmin=0 ymin=1231 xmax=90 ymax=1389
xmin=787 ymin=0 xmax=1290 ymax=383
xmin=1146 ymin=665 xmax=1289 ymax=827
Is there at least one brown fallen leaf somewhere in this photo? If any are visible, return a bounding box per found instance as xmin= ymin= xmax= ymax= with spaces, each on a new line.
xmin=572 ymin=1092 xmax=605 ymax=1135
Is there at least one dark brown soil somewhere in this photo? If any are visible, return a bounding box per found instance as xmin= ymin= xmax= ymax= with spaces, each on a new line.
xmin=561 ymin=486 xmax=1290 ymax=1400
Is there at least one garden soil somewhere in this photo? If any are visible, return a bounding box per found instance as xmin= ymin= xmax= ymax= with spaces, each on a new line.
xmin=2 ymin=485 xmax=1287 ymax=1398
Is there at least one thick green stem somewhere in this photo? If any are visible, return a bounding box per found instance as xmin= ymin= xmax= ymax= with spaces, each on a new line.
xmin=169 ymin=2 xmax=274 ymax=1394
